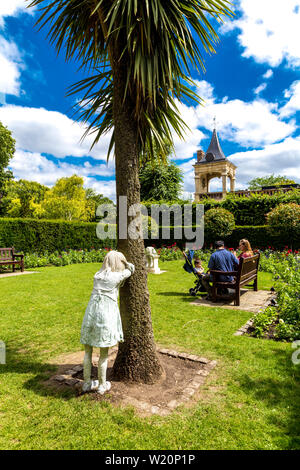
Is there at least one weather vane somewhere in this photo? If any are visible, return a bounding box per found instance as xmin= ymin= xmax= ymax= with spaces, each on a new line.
xmin=213 ymin=116 xmax=217 ymax=130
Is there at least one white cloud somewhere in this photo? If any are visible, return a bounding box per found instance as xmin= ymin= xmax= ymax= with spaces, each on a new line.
xmin=263 ymin=69 xmax=274 ymax=80
xmin=0 ymin=37 xmax=22 ymax=96
xmin=223 ymin=0 xmax=300 ymax=68
xmin=253 ymin=83 xmax=267 ymax=96
xmin=0 ymin=0 xmax=30 ymax=27
xmin=10 ymin=149 xmax=116 ymax=200
xmin=193 ymin=81 xmax=295 ymax=148
xmin=229 ymin=137 xmax=300 ymax=187
xmin=0 ymin=105 xmax=113 ymax=159
xmin=172 ymin=100 xmax=205 ymax=159
xmin=280 ymin=80 xmax=300 ymax=117
xmin=0 ymin=1 xmax=33 ymax=96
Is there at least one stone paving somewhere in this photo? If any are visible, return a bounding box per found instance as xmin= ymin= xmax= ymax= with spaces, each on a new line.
xmin=0 ymin=271 xmax=39 ymax=278
xmin=191 ymin=289 xmax=273 ymax=313
xmin=234 ymin=292 xmax=276 ymax=337
xmin=50 ymin=346 xmax=217 ymax=417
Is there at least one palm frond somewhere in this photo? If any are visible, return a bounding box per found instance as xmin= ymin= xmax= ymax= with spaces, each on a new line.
xmin=28 ymin=0 xmax=233 ymax=161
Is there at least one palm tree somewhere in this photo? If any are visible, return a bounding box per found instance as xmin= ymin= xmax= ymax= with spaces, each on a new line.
xmin=29 ymin=0 xmax=232 ymax=383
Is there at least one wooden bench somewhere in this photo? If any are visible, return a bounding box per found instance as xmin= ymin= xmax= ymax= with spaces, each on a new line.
xmin=210 ymin=254 xmax=260 ymax=306
xmin=0 ymin=247 xmax=24 ymax=273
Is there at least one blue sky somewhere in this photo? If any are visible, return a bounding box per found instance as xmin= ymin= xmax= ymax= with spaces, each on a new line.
xmin=0 ymin=0 xmax=299 ymax=200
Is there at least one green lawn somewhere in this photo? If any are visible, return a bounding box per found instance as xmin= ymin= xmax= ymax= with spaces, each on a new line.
xmin=0 ymin=261 xmax=299 ymax=450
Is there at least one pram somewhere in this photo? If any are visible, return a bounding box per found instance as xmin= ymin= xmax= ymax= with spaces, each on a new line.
xmin=183 ymin=250 xmax=207 ymax=297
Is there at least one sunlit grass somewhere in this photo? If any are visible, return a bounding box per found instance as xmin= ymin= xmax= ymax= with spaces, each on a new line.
xmin=0 ymin=261 xmax=299 ymax=450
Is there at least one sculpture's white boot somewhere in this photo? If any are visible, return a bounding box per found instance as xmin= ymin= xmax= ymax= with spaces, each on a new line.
xmin=97 ymin=381 xmax=111 ymax=395
xmin=82 ymin=380 xmax=99 ymax=393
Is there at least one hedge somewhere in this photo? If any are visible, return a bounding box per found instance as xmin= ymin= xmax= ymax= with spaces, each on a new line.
xmin=142 ymin=190 xmax=300 ymax=226
xmin=0 ymin=218 xmax=116 ymax=253
xmin=0 ymin=218 xmax=299 ymax=253
xmin=146 ymin=225 xmax=300 ymax=250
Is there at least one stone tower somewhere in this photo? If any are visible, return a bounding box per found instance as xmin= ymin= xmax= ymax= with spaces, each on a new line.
xmin=194 ymin=125 xmax=236 ymax=201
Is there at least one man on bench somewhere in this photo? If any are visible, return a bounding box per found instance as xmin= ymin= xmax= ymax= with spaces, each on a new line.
xmin=201 ymin=240 xmax=239 ymax=300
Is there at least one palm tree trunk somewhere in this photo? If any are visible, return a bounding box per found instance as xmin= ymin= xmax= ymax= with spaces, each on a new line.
xmin=111 ymin=55 xmax=163 ymax=384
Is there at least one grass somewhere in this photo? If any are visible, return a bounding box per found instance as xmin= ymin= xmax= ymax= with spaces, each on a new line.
xmin=0 ymin=261 xmax=299 ymax=450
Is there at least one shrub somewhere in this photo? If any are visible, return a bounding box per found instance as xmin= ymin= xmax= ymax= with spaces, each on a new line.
xmin=266 ymin=203 xmax=300 ymax=248
xmin=204 ymin=208 xmax=235 ymax=241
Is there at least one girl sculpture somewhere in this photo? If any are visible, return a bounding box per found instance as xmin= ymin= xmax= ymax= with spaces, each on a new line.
xmin=80 ymin=250 xmax=135 ymax=394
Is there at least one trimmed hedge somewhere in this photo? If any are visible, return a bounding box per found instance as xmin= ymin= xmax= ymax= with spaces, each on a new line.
xmin=0 ymin=218 xmax=116 ymax=253
xmin=148 ymin=225 xmax=299 ymax=250
xmin=142 ymin=190 xmax=300 ymax=226
xmin=0 ymin=218 xmax=299 ymax=253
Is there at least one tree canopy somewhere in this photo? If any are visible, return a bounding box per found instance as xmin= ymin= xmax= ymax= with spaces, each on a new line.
xmin=0 ymin=120 xmax=15 ymax=212
xmin=248 ymin=175 xmax=296 ymax=190
xmin=1 ymin=175 xmax=113 ymax=221
xmin=139 ymin=159 xmax=183 ymax=201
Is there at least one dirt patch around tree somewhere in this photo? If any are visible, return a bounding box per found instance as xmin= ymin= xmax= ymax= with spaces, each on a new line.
xmin=44 ymin=347 xmax=217 ymax=416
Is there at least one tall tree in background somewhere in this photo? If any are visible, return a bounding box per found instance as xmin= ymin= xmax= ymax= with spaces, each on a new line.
xmin=140 ymin=159 xmax=183 ymax=202
xmin=30 ymin=0 xmax=232 ymax=383
xmin=248 ymin=175 xmax=296 ymax=190
xmin=0 ymin=121 xmax=15 ymax=214
xmin=2 ymin=180 xmax=49 ymax=218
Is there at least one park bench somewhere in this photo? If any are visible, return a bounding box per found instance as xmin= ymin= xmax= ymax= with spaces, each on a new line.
xmin=210 ymin=253 xmax=260 ymax=306
xmin=0 ymin=247 xmax=24 ymax=273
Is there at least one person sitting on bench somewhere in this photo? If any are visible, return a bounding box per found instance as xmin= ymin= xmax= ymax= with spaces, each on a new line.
xmin=201 ymin=240 xmax=239 ymax=300
xmin=234 ymin=239 xmax=253 ymax=260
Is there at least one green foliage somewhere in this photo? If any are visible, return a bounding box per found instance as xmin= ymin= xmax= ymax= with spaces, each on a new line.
xmin=2 ymin=179 xmax=50 ymax=218
xmin=0 ymin=121 xmax=15 ymax=211
xmin=252 ymin=306 xmax=278 ymax=338
xmin=266 ymin=203 xmax=300 ymax=246
xmin=252 ymin=253 xmax=300 ymax=341
xmin=1 ymin=175 xmax=113 ymax=222
xmin=248 ymin=174 xmax=296 ymax=190
xmin=21 ymin=248 xmax=108 ymax=269
xmin=0 ymin=218 xmax=116 ymax=253
xmin=217 ymin=190 xmax=300 ymax=225
xmin=204 ymin=207 xmax=235 ymax=240
xmin=85 ymin=188 xmax=114 ymax=222
xmin=139 ymin=159 xmax=183 ymax=201
xmin=40 ymin=175 xmax=91 ymax=221
xmin=29 ymin=0 xmax=232 ymax=161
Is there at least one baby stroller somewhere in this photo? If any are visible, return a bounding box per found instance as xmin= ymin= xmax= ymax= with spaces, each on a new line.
xmin=183 ymin=250 xmax=207 ymax=297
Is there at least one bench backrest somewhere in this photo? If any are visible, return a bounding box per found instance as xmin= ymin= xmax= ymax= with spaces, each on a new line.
xmin=0 ymin=248 xmax=14 ymax=261
xmin=237 ymin=254 xmax=260 ymax=284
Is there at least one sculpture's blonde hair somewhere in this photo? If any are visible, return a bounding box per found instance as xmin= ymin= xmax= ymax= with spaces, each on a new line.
xmin=101 ymin=250 xmax=127 ymax=273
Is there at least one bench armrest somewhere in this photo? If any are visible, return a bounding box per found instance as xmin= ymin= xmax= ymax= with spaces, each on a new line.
xmin=12 ymin=254 xmax=24 ymax=259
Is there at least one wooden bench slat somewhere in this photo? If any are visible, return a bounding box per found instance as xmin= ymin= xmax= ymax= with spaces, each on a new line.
xmin=211 ymin=254 xmax=260 ymax=306
xmin=0 ymin=247 xmax=24 ymax=273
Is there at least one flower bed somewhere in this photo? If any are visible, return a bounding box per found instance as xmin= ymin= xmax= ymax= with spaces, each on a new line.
xmin=250 ymin=253 xmax=300 ymax=341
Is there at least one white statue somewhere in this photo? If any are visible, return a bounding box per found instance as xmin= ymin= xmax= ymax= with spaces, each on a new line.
xmin=145 ymin=246 xmax=161 ymax=274
xmin=80 ymin=251 xmax=135 ymax=394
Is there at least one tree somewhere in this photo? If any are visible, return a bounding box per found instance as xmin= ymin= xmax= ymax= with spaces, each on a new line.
xmin=0 ymin=121 xmax=15 ymax=214
xmin=85 ymin=188 xmax=114 ymax=222
xmin=140 ymin=159 xmax=183 ymax=201
xmin=30 ymin=0 xmax=232 ymax=383
xmin=248 ymin=175 xmax=296 ymax=190
xmin=41 ymin=175 xmax=92 ymax=221
xmin=2 ymin=179 xmax=49 ymax=218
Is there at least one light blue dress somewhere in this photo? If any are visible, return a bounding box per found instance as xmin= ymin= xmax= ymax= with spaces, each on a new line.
xmin=80 ymin=263 xmax=135 ymax=348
